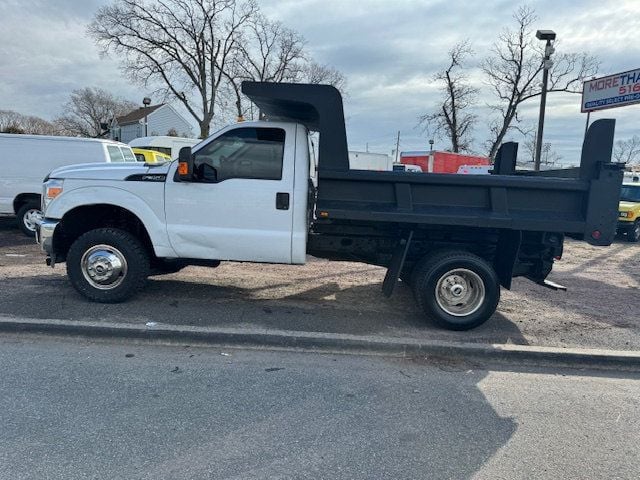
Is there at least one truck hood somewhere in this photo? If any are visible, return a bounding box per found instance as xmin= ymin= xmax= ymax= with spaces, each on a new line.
xmin=48 ymin=162 xmax=172 ymax=181
xmin=619 ymin=201 xmax=639 ymax=211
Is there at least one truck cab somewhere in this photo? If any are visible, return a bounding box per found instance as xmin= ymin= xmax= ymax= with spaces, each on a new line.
xmin=165 ymin=121 xmax=311 ymax=264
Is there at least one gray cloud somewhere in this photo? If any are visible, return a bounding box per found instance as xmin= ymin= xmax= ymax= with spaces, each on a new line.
xmin=1 ymin=0 xmax=638 ymax=162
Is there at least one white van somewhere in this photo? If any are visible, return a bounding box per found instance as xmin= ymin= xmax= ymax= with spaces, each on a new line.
xmin=0 ymin=134 xmax=137 ymax=236
xmin=129 ymin=136 xmax=201 ymax=159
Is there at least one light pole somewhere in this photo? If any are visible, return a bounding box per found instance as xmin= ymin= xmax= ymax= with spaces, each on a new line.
xmin=143 ymin=97 xmax=151 ymax=136
xmin=428 ymin=139 xmax=435 ymax=173
xmin=534 ymin=30 xmax=556 ymax=171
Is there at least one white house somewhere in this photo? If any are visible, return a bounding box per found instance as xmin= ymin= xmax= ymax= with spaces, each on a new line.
xmin=110 ymin=104 xmax=193 ymax=143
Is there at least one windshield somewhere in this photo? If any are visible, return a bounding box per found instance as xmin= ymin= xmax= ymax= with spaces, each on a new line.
xmin=138 ymin=146 xmax=172 ymax=156
xmin=620 ymin=184 xmax=640 ymax=202
xmin=106 ymin=145 xmax=125 ymax=162
xmin=621 ymin=185 xmax=640 ymax=202
xmin=121 ymin=147 xmax=137 ymax=162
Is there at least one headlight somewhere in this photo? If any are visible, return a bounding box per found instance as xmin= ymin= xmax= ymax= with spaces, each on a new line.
xmin=43 ymin=179 xmax=64 ymax=210
xmin=619 ymin=211 xmax=628 ymax=218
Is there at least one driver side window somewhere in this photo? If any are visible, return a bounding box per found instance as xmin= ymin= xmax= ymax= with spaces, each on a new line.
xmin=192 ymin=127 xmax=285 ymax=182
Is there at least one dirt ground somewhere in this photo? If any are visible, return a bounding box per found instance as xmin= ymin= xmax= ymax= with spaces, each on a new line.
xmin=1 ymin=216 xmax=639 ymax=351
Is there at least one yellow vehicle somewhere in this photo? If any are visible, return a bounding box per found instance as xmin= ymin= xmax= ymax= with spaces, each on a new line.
xmin=618 ymin=180 xmax=640 ymax=242
xmin=132 ymin=148 xmax=172 ymax=164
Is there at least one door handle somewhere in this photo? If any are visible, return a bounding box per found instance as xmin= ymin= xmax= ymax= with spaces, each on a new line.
xmin=276 ymin=192 xmax=290 ymax=210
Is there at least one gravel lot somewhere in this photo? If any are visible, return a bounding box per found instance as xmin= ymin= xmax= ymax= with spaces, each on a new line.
xmin=1 ymin=216 xmax=639 ymax=351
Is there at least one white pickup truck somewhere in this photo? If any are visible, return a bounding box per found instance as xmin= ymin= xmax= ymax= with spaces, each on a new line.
xmin=36 ymin=82 xmax=623 ymax=331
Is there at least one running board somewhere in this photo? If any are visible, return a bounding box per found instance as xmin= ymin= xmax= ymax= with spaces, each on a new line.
xmin=538 ymin=279 xmax=567 ymax=291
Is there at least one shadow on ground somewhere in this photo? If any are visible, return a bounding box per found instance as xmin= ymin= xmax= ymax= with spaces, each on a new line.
xmin=0 ymin=271 xmax=528 ymax=346
xmin=0 ymin=217 xmax=32 ymax=249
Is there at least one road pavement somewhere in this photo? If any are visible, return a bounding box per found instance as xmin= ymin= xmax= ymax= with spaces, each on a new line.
xmin=0 ymin=334 xmax=638 ymax=479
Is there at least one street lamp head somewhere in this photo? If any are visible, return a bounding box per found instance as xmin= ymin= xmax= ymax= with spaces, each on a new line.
xmin=536 ymin=30 xmax=556 ymax=41
xmin=142 ymin=97 xmax=152 ymax=106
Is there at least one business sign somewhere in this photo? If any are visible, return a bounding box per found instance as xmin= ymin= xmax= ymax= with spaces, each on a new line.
xmin=581 ymin=68 xmax=640 ymax=112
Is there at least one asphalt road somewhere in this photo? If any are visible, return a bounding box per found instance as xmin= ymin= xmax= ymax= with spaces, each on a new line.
xmin=0 ymin=334 xmax=638 ymax=480
xmin=1 ymin=216 xmax=639 ymax=351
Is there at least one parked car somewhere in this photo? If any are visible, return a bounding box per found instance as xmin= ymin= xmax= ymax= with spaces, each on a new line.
xmin=0 ymin=134 xmax=137 ymax=236
xmin=128 ymin=136 xmax=200 ymax=159
xmin=618 ymin=178 xmax=640 ymax=242
xmin=132 ymin=148 xmax=172 ymax=164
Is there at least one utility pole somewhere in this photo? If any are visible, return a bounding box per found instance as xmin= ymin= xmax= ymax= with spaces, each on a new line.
xmin=584 ymin=111 xmax=591 ymax=138
xmin=394 ymin=130 xmax=400 ymax=163
xmin=534 ymin=30 xmax=556 ymax=171
xmin=142 ymin=97 xmax=151 ymax=136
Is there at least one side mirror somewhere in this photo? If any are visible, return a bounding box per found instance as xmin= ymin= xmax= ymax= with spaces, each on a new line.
xmin=177 ymin=146 xmax=194 ymax=181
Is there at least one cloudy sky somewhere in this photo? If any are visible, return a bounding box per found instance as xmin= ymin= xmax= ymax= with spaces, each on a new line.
xmin=1 ymin=0 xmax=638 ymax=164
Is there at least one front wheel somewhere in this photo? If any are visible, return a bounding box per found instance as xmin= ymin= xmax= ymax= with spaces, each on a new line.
xmin=412 ymin=250 xmax=500 ymax=331
xmin=627 ymin=220 xmax=640 ymax=243
xmin=67 ymin=228 xmax=149 ymax=303
xmin=16 ymin=202 xmax=41 ymax=237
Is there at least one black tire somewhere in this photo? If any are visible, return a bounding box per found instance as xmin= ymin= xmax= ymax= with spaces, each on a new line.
xmin=627 ymin=220 xmax=640 ymax=243
xmin=411 ymin=250 xmax=500 ymax=331
xmin=67 ymin=228 xmax=149 ymax=303
xmin=16 ymin=201 xmax=41 ymax=237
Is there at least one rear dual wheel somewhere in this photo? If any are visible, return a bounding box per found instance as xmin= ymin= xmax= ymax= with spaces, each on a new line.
xmin=411 ymin=250 xmax=500 ymax=331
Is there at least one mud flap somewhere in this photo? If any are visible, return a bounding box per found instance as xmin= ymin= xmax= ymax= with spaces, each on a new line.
xmin=382 ymin=231 xmax=413 ymax=298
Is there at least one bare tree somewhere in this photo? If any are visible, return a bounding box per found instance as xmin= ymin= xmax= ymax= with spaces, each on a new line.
xmin=225 ymin=13 xmax=306 ymax=119
xmin=54 ymin=87 xmax=136 ymax=137
xmin=0 ymin=110 xmax=58 ymax=135
xmin=521 ymin=135 xmax=562 ymax=168
xmin=89 ymin=0 xmax=258 ymax=138
xmin=482 ymin=6 xmax=599 ymax=159
xmin=224 ymin=14 xmax=346 ymax=121
xmin=0 ymin=110 xmax=26 ymax=133
xmin=613 ymin=135 xmax=640 ymax=165
xmin=419 ymin=41 xmax=478 ymax=153
xmin=302 ymin=61 xmax=346 ymax=90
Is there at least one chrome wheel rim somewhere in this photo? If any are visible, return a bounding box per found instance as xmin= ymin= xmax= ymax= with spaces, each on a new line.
xmin=81 ymin=244 xmax=128 ymax=290
xmin=435 ymin=268 xmax=485 ymax=317
xmin=22 ymin=208 xmax=41 ymax=232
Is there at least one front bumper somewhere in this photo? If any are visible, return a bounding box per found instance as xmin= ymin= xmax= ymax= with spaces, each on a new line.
xmin=35 ymin=218 xmax=59 ymax=259
xmin=617 ymin=220 xmax=636 ymax=233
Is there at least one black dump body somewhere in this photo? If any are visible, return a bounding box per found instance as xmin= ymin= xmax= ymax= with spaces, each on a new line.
xmin=243 ymin=81 xmax=624 ymax=248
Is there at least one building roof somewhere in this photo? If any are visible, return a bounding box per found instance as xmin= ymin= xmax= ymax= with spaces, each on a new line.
xmin=116 ymin=104 xmax=164 ymax=125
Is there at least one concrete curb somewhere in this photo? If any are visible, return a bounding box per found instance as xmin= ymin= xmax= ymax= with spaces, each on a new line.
xmin=1 ymin=316 xmax=640 ymax=370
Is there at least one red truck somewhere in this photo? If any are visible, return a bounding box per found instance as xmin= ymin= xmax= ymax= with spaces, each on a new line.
xmin=401 ymin=150 xmax=489 ymax=174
